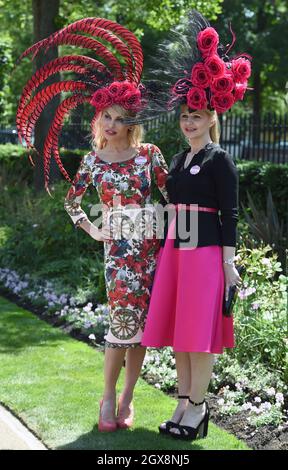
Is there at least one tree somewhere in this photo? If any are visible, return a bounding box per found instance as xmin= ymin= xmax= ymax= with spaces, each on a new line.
xmin=215 ymin=0 xmax=288 ymax=116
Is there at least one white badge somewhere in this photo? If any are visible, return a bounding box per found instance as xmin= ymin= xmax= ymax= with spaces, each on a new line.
xmin=135 ymin=156 xmax=147 ymax=165
xmin=190 ymin=165 xmax=201 ymax=175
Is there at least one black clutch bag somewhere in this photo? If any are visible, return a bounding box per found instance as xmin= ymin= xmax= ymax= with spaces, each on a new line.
xmin=223 ymin=265 xmax=245 ymax=317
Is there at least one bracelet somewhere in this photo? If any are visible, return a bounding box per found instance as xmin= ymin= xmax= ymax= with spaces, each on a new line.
xmin=223 ymin=257 xmax=235 ymax=265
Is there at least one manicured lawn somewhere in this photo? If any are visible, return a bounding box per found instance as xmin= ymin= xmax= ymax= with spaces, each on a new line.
xmin=0 ymin=296 xmax=249 ymax=450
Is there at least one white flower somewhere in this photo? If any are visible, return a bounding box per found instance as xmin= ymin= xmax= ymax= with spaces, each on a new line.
xmin=266 ymin=387 xmax=276 ymax=396
xmin=238 ymin=286 xmax=256 ymax=300
xmin=155 ymin=383 xmax=161 ymax=389
xmin=242 ymin=403 xmax=252 ymax=411
xmin=83 ymin=305 xmax=92 ymax=313
xmin=275 ymin=393 xmax=284 ymax=404
xmin=235 ymin=382 xmax=242 ymax=390
xmin=217 ymin=398 xmax=225 ymax=406
xmin=254 ymin=397 xmax=262 ymax=403
xmin=260 ymin=402 xmax=272 ymax=411
xmin=261 ymin=258 xmax=271 ymax=266
xmin=89 ymin=334 xmax=96 ymax=340
xmin=32 ymin=224 xmax=38 ymax=228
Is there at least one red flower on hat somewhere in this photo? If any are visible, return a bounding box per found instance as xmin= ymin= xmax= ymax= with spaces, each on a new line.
xmin=197 ymin=27 xmax=219 ymax=57
xmin=231 ymin=58 xmax=251 ymax=83
xmin=211 ymin=74 xmax=235 ymax=94
xmin=210 ymin=92 xmax=235 ymax=113
xmin=90 ymin=88 xmax=113 ymax=110
xmin=187 ymin=87 xmax=208 ymax=110
xmin=121 ymin=89 xmax=142 ymax=111
xmin=109 ymin=81 xmax=137 ymax=97
xmin=191 ymin=63 xmax=211 ymax=88
xmin=204 ymin=55 xmax=226 ymax=79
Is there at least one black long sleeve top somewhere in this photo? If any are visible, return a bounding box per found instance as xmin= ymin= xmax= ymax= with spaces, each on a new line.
xmin=160 ymin=142 xmax=239 ymax=248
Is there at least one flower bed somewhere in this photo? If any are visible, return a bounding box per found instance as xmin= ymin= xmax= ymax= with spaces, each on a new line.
xmin=1 ymin=242 xmax=287 ymax=449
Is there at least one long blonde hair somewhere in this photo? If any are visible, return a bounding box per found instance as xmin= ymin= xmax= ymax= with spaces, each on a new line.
xmin=205 ymin=109 xmax=220 ymax=144
xmin=91 ymin=104 xmax=144 ymax=150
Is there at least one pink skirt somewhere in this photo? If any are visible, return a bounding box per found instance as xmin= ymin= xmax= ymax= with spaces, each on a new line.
xmin=141 ymin=219 xmax=235 ymax=353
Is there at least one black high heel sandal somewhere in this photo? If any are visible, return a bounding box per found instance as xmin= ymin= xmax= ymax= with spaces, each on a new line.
xmin=168 ymin=398 xmax=210 ymax=441
xmin=158 ymin=395 xmax=189 ymax=435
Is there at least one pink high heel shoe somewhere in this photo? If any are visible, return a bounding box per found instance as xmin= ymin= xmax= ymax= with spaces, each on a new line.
xmin=98 ymin=399 xmax=117 ymax=432
xmin=116 ymin=399 xmax=134 ymax=429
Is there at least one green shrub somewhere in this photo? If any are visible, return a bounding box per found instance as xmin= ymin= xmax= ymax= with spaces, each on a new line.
xmin=0 ymin=181 xmax=106 ymax=303
xmin=233 ymin=244 xmax=288 ymax=379
xmin=237 ymin=161 xmax=288 ymax=222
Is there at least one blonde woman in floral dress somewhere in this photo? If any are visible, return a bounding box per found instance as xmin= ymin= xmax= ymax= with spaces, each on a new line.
xmin=16 ymin=15 xmax=168 ymax=433
xmin=64 ymin=104 xmax=169 ymax=431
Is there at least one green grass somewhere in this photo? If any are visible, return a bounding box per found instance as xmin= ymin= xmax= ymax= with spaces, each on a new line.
xmin=0 ymin=296 xmax=249 ymax=450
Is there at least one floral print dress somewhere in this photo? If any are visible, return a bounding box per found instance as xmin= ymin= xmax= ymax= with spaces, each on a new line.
xmin=64 ymin=143 xmax=169 ymax=348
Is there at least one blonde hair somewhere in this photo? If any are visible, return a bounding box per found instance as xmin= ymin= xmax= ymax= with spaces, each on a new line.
xmin=91 ymin=104 xmax=144 ymax=150
xmin=205 ymin=109 xmax=221 ymax=144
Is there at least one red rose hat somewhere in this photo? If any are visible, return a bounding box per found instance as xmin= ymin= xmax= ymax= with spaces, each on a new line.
xmin=168 ymin=11 xmax=252 ymax=113
xmin=134 ymin=10 xmax=252 ymax=121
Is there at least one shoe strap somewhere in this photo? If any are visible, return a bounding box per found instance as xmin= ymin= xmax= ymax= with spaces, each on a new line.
xmin=189 ymin=398 xmax=205 ymax=406
xmin=178 ymin=395 xmax=189 ymax=399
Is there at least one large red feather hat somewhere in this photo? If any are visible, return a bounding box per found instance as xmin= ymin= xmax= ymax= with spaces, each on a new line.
xmin=16 ymin=18 xmax=145 ymax=190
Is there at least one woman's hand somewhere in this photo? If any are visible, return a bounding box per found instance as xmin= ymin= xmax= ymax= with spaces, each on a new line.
xmin=89 ymin=224 xmax=112 ymax=242
xmin=223 ymin=264 xmax=242 ymax=301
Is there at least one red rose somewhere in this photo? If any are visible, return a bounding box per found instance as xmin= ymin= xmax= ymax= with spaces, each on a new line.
xmin=129 ymin=176 xmax=142 ymax=190
xmin=154 ymin=166 xmax=167 ymax=187
xmin=231 ymin=58 xmax=251 ymax=83
xmin=121 ymin=90 xmax=142 ymax=111
xmin=204 ymin=55 xmax=226 ymax=79
xmin=191 ymin=63 xmax=211 ymax=88
xmin=127 ymin=293 xmax=136 ymax=305
xmin=186 ymin=87 xmax=208 ymax=110
xmin=211 ymin=74 xmax=235 ymax=94
xmin=109 ymin=81 xmax=136 ymax=97
xmin=90 ymin=88 xmax=112 ymax=110
xmin=234 ymin=81 xmax=248 ymax=101
xmin=118 ymin=298 xmax=129 ymax=308
xmin=210 ymin=93 xmax=235 ymax=113
xmin=101 ymin=188 xmax=115 ymax=204
xmin=115 ymin=280 xmax=127 ymax=289
xmin=197 ymin=27 xmax=219 ymax=57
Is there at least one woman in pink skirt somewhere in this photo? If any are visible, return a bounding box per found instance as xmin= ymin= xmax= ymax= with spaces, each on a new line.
xmin=142 ymin=11 xmax=251 ymax=440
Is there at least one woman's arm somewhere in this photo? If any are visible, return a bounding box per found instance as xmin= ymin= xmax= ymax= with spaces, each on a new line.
xmin=64 ymin=154 xmax=111 ymax=242
xmin=150 ymin=144 xmax=169 ymax=202
xmin=212 ymin=151 xmax=241 ymax=298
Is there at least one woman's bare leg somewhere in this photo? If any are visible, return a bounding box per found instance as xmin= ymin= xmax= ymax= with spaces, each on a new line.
xmin=172 ymin=352 xmax=214 ymax=433
xmin=160 ymin=351 xmax=191 ymax=428
xmin=101 ymin=347 xmax=126 ymax=422
xmin=119 ymin=346 xmax=146 ymax=415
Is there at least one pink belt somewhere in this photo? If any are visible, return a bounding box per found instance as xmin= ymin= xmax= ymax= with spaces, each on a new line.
xmin=174 ymin=204 xmax=218 ymax=213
